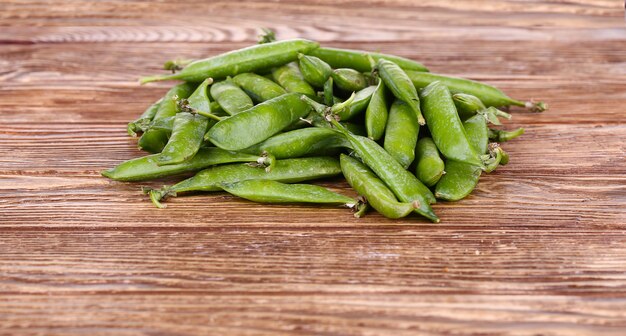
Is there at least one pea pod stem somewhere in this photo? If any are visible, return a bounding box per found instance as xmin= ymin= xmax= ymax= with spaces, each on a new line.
xmin=489 ymin=127 xmax=525 ymax=142
xmin=177 ymin=99 xmax=224 ymax=122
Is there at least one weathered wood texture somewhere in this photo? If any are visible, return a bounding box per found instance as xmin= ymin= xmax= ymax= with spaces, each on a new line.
xmin=1 ymin=0 xmax=625 ymax=335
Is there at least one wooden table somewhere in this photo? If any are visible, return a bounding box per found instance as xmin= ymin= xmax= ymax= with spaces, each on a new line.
xmin=1 ymin=1 xmax=625 ymax=334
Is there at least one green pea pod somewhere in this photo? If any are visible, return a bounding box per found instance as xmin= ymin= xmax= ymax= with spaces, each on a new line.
xmin=489 ymin=127 xmax=525 ymax=142
xmin=153 ymin=83 xmax=196 ymax=120
xmin=415 ymin=137 xmax=445 ymax=187
xmin=365 ymin=79 xmax=388 ymax=140
xmin=406 ymin=70 xmax=547 ymax=112
xmin=184 ymin=78 xmax=213 ymax=115
xmin=452 ymin=93 xmax=486 ymax=120
xmin=220 ymin=179 xmax=357 ymax=207
xmin=434 ymin=160 xmax=482 ymax=201
xmin=138 ymin=83 xmax=196 ymax=153
xmin=336 ymin=85 xmax=376 ymax=121
xmin=308 ymin=47 xmax=429 ymax=73
xmin=127 ymin=98 xmax=162 ymax=137
xmin=140 ymin=39 xmax=320 ymax=83
xmin=463 ymin=114 xmax=489 ymax=155
xmin=101 ymin=147 xmax=274 ymax=182
xmin=232 ymin=73 xmax=286 ymax=103
xmin=340 ymin=154 xmax=417 ymax=219
xmin=146 ymin=156 xmax=342 ymax=208
xmin=302 ymin=96 xmax=438 ymax=222
xmin=331 ymin=68 xmax=367 ymax=92
xmin=156 ymin=112 xmax=209 ymax=166
xmin=376 ymin=59 xmax=425 ymax=125
xmin=298 ymin=53 xmax=332 ymax=88
xmin=452 ymin=93 xmax=512 ymax=124
xmin=383 ymin=100 xmax=419 ymax=169
xmin=272 ymin=62 xmax=316 ymax=96
xmin=241 ymin=127 xmax=350 ymax=159
xmin=207 ymin=92 xmax=311 ymax=151
xmin=323 ymin=77 xmax=334 ymax=106
xmin=434 ymin=113 xmax=497 ymax=201
xmin=210 ymin=79 xmax=254 ymax=115
xmin=420 ymin=81 xmax=483 ymax=167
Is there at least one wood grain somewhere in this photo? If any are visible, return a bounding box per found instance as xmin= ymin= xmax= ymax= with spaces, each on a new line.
xmin=1 ymin=0 xmax=625 ymax=334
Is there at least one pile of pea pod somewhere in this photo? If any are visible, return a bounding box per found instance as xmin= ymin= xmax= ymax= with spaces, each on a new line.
xmin=102 ymin=31 xmax=546 ymax=222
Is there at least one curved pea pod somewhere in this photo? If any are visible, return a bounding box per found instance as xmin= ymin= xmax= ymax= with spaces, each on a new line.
xmin=420 ymin=81 xmax=483 ymax=167
xmin=336 ymin=85 xmax=376 ymax=121
xmin=241 ymin=127 xmax=350 ymax=159
xmin=101 ymin=147 xmax=274 ymax=182
xmin=434 ymin=160 xmax=482 ymax=201
xmin=340 ymin=154 xmax=417 ymax=219
xmin=331 ymin=68 xmax=367 ymax=92
xmin=415 ymin=137 xmax=445 ymax=187
xmin=406 ymin=70 xmax=547 ymax=111
xmin=220 ymin=179 xmax=357 ymax=207
xmin=383 ymin=100 xmax=419 ymax=169
xmin=232 ymin=73 xmax=286 ymax=103
xmin=210 ymin=79 xmax=254 ymax=115
xmin=302 ymin=95 xmax=438 ymax=222
xmin=206 ymin=92 xmax=311 ymax=151
xmin=184 ymin=78 xmax=213 ymax=115
xmin=146 ymin=156 xmax=342 ymax=208
xmin=298 ymin=53 xmax=332 ymax=88
xmin=463 ymin=114 xmax=489 ymax=155
xmin=127 ymin=98 xmax=162 ymax=137
xmin=272 ymin=62 xmax=316 ymax=96
xmin=307 ymin=47 xmax=429 ymax=73
xmin=434 ymin=113 xmax=497 ymax=201
xmin=323 ymin=77 xmax=334 ymax=106
xmin=140 ymin=39 xmax=320 ymax=83
xmin=376 ymin=59 xmax=425 ymax=126
xmin=138 ymin=83 xmax=196 ymax=153
xmin=452 ymin=93 xmax=511 ymax=124
xmin=489 ymin=127 xmax=525 ymax=142
xmin=365 ymin=79 xmax=389 ymax=140
xmin=156 ymin=112 xmax=209 ymax=166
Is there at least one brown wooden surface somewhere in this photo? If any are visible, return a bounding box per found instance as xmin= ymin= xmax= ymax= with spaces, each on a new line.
xmin=1 ymin=1 xmax=626 ymax=335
